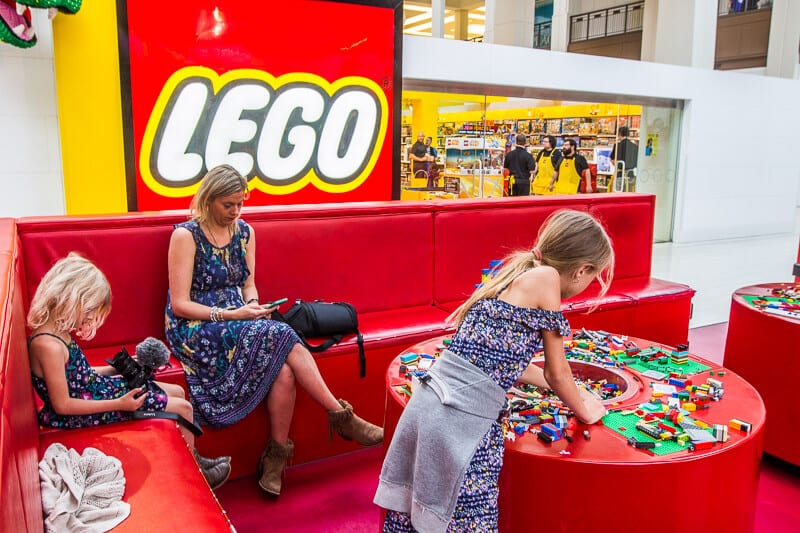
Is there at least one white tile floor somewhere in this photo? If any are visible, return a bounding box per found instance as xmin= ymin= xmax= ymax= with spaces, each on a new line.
xmin=652 ymin=210 xmax=800 ymax=328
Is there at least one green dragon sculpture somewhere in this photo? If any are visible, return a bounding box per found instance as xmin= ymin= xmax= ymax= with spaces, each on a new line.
xmin=0 ymin=0 xmax=82 ymax=49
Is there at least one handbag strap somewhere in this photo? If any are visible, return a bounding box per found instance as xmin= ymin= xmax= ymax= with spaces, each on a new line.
xmin=302 ymin=334 xmax=343 ymax=353
xmin=300 ymin=330 xmax=366 ymax=379
xmin=355 ymin=329 xmax=365 ymax=378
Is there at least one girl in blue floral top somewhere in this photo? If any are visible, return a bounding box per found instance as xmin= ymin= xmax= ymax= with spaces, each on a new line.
xmin=165 ymin=164 xmax=383 ymax=497
xmin=379 ymin=210 xmax=615 ymax=532
xmin=28 ymin=254 xmax=231 ymax=489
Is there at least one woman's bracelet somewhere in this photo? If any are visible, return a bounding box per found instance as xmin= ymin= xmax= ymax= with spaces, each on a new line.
xmin=246 ymin=298 xmax=259 ymax=305
xmin=209 ymin=306 xmax=225 ymax=322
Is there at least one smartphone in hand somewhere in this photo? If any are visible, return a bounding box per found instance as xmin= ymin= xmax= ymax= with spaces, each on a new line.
xmin=263 ymin=297 xmax=288 ymax=308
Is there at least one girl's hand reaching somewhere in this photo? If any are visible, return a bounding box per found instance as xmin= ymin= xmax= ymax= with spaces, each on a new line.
xmin=577 ymin=389 xmax=607 ymax=424
xmin=117 ymin=388 xmax=146 ymax=411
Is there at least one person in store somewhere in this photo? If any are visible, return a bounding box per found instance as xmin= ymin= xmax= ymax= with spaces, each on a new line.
xmin=503 ymin=133 xmax=535 ymax=196
xmin=408 ymin=131 xmax=434 ymax=185
xmin=554 ymin=138 xmax=593 ymax=194
xmin=610 ymin=126 xmax=638 ymax=190
xmin=424 ymin=136 xmax=438 ymax=160
xmin=532 ymin=135 xmax=562 ymax=195
xmin=165 ymin=164 xmax=383 ymax=498
xmin=408 ymin=131 xmax=432 ymax=163
xmin=376 ymin=209 xmax=613 ymax=532
xmin=424 ymin=136 xmax=441 ymax=184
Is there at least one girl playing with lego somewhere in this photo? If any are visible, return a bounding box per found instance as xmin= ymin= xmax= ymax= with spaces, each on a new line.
xmin=376 ymin=209 xmax=614 ymax=532
xmin=28 ymin=253 xmax=231 ymax=489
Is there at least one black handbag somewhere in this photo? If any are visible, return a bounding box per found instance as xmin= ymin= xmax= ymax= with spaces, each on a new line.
xmin=280 ymin=300 xmax=366 ymax=378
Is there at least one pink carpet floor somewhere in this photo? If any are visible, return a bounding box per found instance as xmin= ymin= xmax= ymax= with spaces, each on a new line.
xmin=216 ymin=323 xmax=800 ymax=532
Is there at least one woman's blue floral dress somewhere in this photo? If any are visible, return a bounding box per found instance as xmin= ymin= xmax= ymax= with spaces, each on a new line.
xmin=31 ymin=334 xmax=168 ymax=428
xmin=164 ymin=219 xmax=300 ymax=428
xmin=384 ymin=298 xmax=570 ymax=532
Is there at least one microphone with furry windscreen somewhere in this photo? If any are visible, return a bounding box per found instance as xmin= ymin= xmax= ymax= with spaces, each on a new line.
xmin=106 ymin=337 xmax=171 ymax=389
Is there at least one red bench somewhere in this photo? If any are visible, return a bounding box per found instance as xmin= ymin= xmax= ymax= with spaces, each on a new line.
xmin=0 ymin=219 xmax=231 ymax=532
xmin=1 ymin=193 xmax=692 ymax=530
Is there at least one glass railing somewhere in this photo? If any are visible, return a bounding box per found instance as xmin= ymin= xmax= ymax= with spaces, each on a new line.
xmin=718 ymin=0 xmax=772 ymax=17
xmin=570 ymin=1 xmax=644 ymax=43
xmin=533 ymin=21 xmax=551 ymax=49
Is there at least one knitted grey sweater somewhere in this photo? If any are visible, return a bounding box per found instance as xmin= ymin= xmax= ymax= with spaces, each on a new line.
xmin=374 ymin=350 xmax=506 ymax=533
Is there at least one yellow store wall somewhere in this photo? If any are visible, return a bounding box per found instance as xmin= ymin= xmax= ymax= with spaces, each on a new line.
xmin=53 ymin=1 xmax=128 ymax=214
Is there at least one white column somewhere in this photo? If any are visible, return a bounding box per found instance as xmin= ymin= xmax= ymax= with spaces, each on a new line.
xmin=484 ymin=0 xmax=535 ymax=47
xmin=551 ymin=0 xmax=571 ymax=52
xmin=641 ymin=0 xmax=716 ymax=68
xmin=431 ymin=0 xmax=445 ymax=39
xmin=766 ymin=0 xmax=800 ymax=79
xmin=640 ymin=0 xmax=659 ymax=62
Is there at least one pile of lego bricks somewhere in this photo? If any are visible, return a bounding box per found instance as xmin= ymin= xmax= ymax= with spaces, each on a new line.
xmin=602 ymin=367 xmax=752 ymax=456
xmin=742 ymin=289 xmax=800 ymax=320
xmin=393 ymin=330 xmax=752 ymax=454
xmin=504 ymin=379 xmax=622 ymax=444
xmin=393 ymin=339 xmax=452 ymax=398
xmin=565 ymin=329 xmax=711 ymax=376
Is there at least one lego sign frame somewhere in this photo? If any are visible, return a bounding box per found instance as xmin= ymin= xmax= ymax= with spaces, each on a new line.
xmin=116 ymin=0 xmax=402 ymax=211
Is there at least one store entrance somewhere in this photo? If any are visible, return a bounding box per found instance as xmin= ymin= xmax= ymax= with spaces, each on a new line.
xmin=399 ymin=86 xmax=682 ymax=242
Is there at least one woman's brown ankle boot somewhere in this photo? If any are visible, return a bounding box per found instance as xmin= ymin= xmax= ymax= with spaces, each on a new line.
xmin=258 ymin=438 xmax=293 ymax=497
xmin=327 ymin=399 xmax=384 ymax=446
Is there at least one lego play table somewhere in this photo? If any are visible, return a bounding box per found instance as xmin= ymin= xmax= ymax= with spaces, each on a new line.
xmin=724 ymin=283 xmax=800 ymax=465
xmin=384 ymin=335 xmax=765 ymax=533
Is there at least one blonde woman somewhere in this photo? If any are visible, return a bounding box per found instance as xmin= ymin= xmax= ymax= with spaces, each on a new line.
xmin=28 ymin=254 xmax=231 ymax=489
xmin=376 ymin=210 xmax=614 ymax=532
xmin=165 ymin=164 xmax=383 ymax=497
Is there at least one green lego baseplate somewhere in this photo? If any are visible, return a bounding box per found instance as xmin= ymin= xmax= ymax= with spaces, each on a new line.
xmin=601 ymin=411 xmax=714 ymax=456
xmin=614 ymin=355 xmax=710 ymax=377
xmin=742 ymin=295 xmax=791 ymax=307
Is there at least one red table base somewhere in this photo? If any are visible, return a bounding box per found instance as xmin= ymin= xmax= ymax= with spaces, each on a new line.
xmin=384 ymin=336 xmax=765 ymax=533
xmin=724 ymin=283 xmax=800 ymax=465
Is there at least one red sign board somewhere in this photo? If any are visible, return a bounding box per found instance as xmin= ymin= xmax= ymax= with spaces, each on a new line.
xmin=118 ymin=0 xmax=401 ymax=211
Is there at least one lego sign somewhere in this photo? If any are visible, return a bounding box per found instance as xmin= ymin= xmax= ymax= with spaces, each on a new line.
xmin=119 ymin=0 xmax=401 ymax=210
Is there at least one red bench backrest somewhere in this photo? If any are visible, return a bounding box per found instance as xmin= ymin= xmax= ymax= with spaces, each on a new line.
xmin=432 ymin=194 xmax=655 ymax=305
xmin=0 ymin=219 xmax=42 ymax=532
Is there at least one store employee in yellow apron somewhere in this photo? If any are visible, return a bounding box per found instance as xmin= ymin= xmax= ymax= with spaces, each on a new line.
xmin=532 ymin=135 xmax=562 ymax=195
xmin=553 ymin=138 xmax=593 ymax=194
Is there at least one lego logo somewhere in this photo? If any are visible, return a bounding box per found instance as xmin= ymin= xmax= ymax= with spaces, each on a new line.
xmin=139 ymin=67 xmax=388 ymax=197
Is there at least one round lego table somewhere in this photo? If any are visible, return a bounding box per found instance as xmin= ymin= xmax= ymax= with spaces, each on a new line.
xmin=384 ymin=335 xmax=765 ymax=533
xmin=724 ymin=283 xmax=800 ymax=465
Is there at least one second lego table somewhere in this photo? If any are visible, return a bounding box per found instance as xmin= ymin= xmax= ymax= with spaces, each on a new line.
xmin=724 ymin=282 xmax=800 ymax=465
xmin=384 ymin=335 xmax=765 ymax=533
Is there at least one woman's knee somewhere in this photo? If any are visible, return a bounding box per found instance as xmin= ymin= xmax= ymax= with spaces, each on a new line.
xmin=157 ymin=381 xmax=186 ymax=400
xmin=275 ymin=364 xmax=295 ymax=389
xmin=167 ymin=397 xmax=193 ymax=419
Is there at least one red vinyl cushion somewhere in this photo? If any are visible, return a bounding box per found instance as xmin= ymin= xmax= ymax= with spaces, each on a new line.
xmin=433 ymin=197 xmax=589 ymax=305
xmin=0 ymin=219 xmax=42 ymax=533
xmin=432 ymin=194 xmax=654 ymax=306
xmin=249 ymin=211 xmax=434 ymax=313
xmin=17 ymin=222 xmax=176 ymax=350
xmin=39 ymin=420 xmax=231 ymax=532
xmin=16 ymin=201 xmax=438 ymax=350
xmin=587 ymin=195 xmax=655 ymax=281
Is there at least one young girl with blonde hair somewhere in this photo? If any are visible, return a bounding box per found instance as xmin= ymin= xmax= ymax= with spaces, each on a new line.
xmin=28 ymin=253 xmax=231 ymax=489
xmin=376 ymin=209 xmax=614 ymax=532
